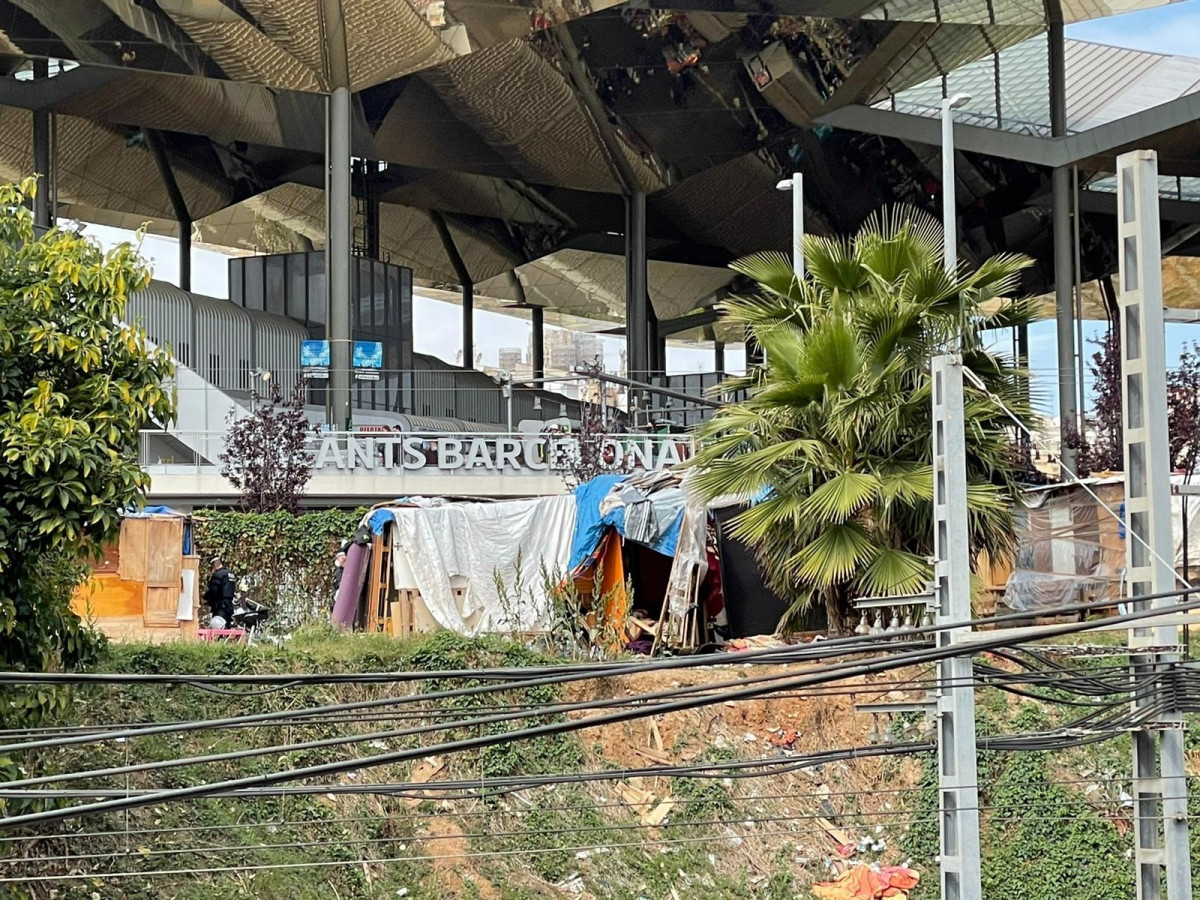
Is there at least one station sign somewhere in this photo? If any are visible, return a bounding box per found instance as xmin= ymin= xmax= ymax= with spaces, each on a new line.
xmin=301 ymin=340 xmax=330 ymax=379
xmin=353 ymin=341 xmax=383 ymax=381
xmin=311 ymin=434 xmax=687 ymax=475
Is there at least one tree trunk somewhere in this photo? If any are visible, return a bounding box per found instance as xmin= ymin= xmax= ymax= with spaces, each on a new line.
xmin=825 ymin=590 xmax=854 ymax=636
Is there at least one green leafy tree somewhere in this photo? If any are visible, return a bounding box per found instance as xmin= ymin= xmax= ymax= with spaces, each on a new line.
xmin=0 ymin=177 xmax=175 ymax=679
xmin=690 ymin=206 xmax=1037 ymax=631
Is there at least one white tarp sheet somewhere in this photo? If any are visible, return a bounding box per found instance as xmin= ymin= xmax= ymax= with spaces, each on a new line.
xmin=387 ymin=495 xmax=577 ymax=635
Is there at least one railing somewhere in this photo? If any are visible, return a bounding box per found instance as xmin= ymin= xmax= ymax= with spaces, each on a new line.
xmin=165 ymin=369 xmax=733 ymax=429
xmin=139 ymin=430 xmax=695 ymax=479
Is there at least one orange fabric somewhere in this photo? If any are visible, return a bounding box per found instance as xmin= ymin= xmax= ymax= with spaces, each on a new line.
xmin=598 ymin=531 xmax=628 ymax=631
xmin=569 ymin=529 xmax=629 ymax=651
xmin=812 ymin=865 xmax=919 ymax=900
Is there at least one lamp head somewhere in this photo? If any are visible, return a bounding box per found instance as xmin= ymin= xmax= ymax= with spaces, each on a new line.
xmin=775 ymin=178 xmax=794 ymax=191
xmin=946 ymin=93 xmax=972 ymax=110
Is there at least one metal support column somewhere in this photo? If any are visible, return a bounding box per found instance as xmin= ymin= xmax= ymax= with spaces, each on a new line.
xmin=531 ymin=305 xmax=545 ymax=381
xmin=462 ymin=282 xmax=474 ymax=368
xmin=322 ymin=0 xmax=353 ymax=429
xmin=1048 ymin=10 xmax=1077 ymax=471
xmin=714 ymin=340 xmax=725 ymax=374
xmin=31 ymin=58 xmax=50 ymax=229
xmin=327 ymin=85 xmax=352 ymax=428
xmin=431 ymin=212 xmax=474 ymax=369
xmin=932 ymin=354 xmax=982 ymax=900
xmin=1117 ymin=149 xmax=1193 ymax=900
xmin=146 ymin=131 xmax=192 ymax=291
xmin=625 ymin=191 xmax=649 ymax=383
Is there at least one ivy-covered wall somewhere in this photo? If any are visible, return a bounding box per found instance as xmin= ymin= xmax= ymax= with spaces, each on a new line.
xmin=192 ymin=508 xmax=365 ymax=629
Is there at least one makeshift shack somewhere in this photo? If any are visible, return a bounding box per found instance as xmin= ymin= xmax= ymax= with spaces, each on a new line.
xmin=997 ymin=474 xmax=1200 ymax=615
xmin=334 ymin=494 xmax=577 ymax=637
xmin=71 ymin=507 xmax=201 ymax=643
xmin=341 ymin=472 xmax=810 ymax=650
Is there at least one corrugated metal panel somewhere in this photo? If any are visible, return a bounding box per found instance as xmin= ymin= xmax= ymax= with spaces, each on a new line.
xmin=126 ymin=281 xmax=193 ymax=367
xmin=127 ymin=283 xmax=591 ymax=426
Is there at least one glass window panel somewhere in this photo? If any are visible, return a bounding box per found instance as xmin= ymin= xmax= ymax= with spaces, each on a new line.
xmin=265 ymin=256 xmax=285 ymax=316
xmin=286 ymin=253 xmax=307 ymax=321
xmin=357 ymin=258 xmax=372 ymax=330
xmin=387 ymin=265 xmax=400 ymax=328
xmin=374 ymin=262 xmax=386 ymax=327
xmin=307 ymin=252 xmax=326 ymax=325
xmin=243 ymin=256 xmax=264 ymax=311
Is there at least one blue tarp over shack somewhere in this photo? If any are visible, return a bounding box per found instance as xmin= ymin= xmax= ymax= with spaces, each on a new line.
xmin=567 ymin=474 xmax=684 ymax=571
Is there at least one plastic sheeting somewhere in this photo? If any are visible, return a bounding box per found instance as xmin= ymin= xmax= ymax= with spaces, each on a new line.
xmin=386 ymin=495 xmax=577 ymax=635
xmin=569 ymin=475 xmax=627 ymax=570
xmin=1000 ymin=475 xmax=1200 ymax=612
xmin=1001 ymin=482 xmax=1124 ymax=612
xmin=570 ymin=474 xmax=687 ymax=570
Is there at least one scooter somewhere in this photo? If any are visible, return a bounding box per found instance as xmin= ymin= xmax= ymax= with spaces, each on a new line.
xmin=229 ymin=575 xmax=271 ymax=644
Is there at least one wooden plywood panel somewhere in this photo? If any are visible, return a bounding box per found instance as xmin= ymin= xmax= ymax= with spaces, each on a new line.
xmin=144 ymin=585 xmax=179 ymax=628
xmin=72 ymin=574 xmax=144 ymax=619
xmin=118 ymin=518 xmax=150 ymax=582
xmin=93 ymin=540 xmax=120 ymax=574
xmin=146 ymin=518 xmax=183 ymax=587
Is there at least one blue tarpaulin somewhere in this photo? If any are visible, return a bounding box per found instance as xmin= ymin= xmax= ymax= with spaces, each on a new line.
xmin=368 ymin=508 xmax=396 ymax=535
xmin=568 ymin=475 xmax=626 ymax=571
xmin=568 ymin=474 xmax=686 ymax=570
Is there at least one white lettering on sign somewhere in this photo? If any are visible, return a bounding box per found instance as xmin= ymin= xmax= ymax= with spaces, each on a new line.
xmin=310 ymin=435 xmax=690 ymax=475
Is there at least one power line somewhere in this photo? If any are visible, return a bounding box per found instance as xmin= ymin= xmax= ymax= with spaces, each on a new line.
xmin=5 ymin=594 xmax=1199 ymax=831
xmin=10 ymin=659 xmax=1155 ymax=792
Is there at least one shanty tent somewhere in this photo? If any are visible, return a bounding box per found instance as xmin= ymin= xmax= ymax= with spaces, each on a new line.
xmin=340 ymin=471 xmax=802 ymax=647
xmin=71 ymin=506 xmax=201 ymax=643
xmin=358 ymin=495 xmax=577 ymax=636
xmin=999 ymin=474 xmax=1200 ymax=613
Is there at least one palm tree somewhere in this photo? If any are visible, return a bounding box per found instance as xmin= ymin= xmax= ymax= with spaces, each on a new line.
xmin=691 ymin=206 xmax=1038 ymax=632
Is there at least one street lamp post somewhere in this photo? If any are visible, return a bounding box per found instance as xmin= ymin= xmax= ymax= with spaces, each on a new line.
xmin=248 ymin=367 xmax=272 ymax=413
xmin=941 ymin=94 xmax=971 ymax=275
xmin=775 ymin=173 xmax=804 ymax=280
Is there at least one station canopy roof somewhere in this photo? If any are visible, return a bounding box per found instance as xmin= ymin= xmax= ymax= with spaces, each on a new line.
xmin=0 ymin=0 xmax=1196 ymax=337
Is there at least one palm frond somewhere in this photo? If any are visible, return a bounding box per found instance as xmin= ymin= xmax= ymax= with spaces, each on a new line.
xmin=858 ymin=546 xmax=931 ymax=597
xmin=728 ymin=251 xmax=803 ymax=304
xmin=980 ymin=294 xmax=1043 ymax=331
xmin=788 ymin=522 xmax=875 ymax=588
xmin=804 ymin=470 xmax=882 ymax=523
xmin=803 ymin=235 xmax=868 ymax=293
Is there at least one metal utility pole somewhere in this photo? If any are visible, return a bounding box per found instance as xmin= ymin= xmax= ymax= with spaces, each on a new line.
xmin=775 ymin=173 xmax=804 ymax=279
xmin=1116 ymin=149 xmax=1193 ymax=900
xmin=940 ymin=94 xmax=971 ymax=276
xmin=932 ymin=353 xmax=982 ymax=900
